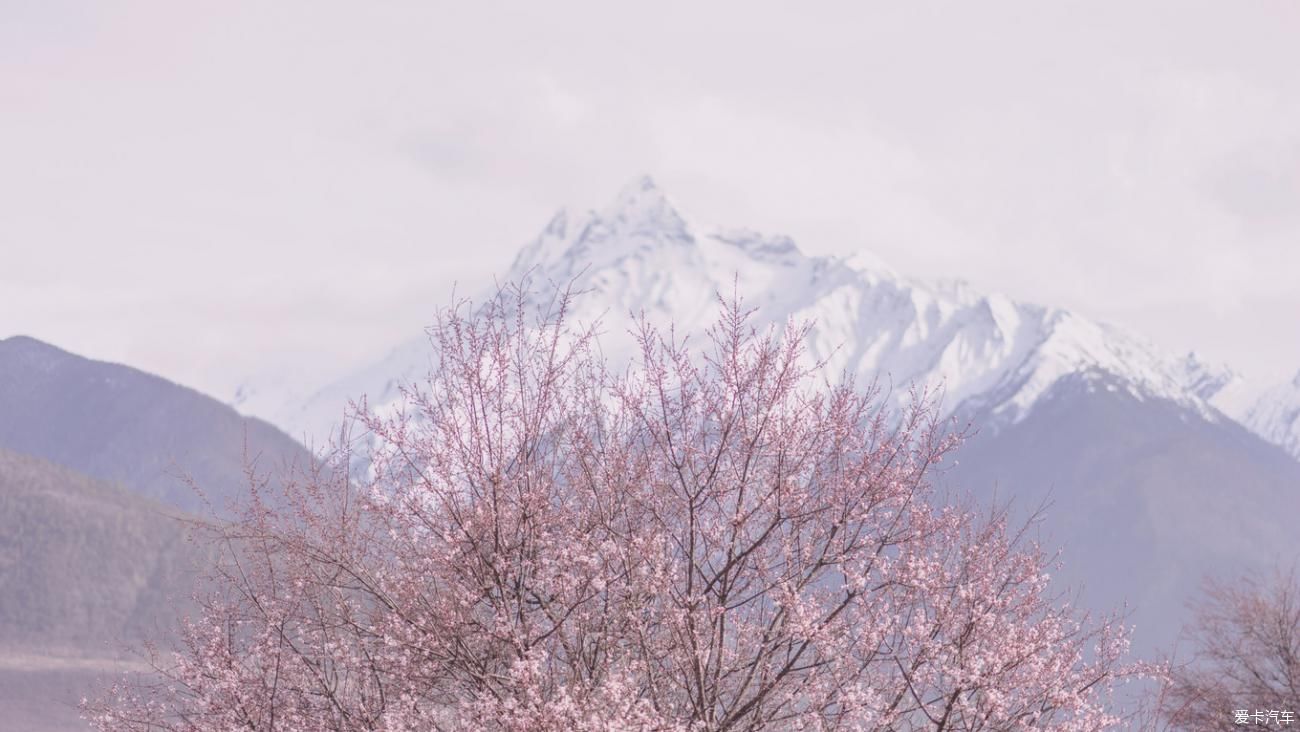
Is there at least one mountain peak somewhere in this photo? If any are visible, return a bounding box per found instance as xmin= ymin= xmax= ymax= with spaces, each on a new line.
xmin=599 ymin=175 xmax=690 ymax=237
xmin=0 ymin=335 xmax=73 ymax=373
xmin=1 ymin=334 xmax=56 ymax=351
xmin=613 ymin=174 xmax=664 ymax=203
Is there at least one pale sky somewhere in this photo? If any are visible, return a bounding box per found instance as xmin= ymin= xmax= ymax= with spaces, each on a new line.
xmin=3 ymin=0 xmax=1299 ymax=403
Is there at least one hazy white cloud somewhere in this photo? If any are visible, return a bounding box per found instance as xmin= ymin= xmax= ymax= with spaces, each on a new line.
xmin=2 ymin=0 xmax=1298 ymax=398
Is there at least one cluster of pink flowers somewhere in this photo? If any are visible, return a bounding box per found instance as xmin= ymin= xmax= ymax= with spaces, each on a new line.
xmin=86 ymin=283 xmax=1153 ymax=730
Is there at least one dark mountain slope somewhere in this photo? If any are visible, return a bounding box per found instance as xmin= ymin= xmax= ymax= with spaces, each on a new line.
xmin=0 ymin=335 xmax=312 ymax=514
xmin=0 ymin=446 xmax=203 ymax=652
xmin=946 ymin=370 xmax=1300 ymax=659
xmin=0 ymin=447 xmax=212 ymax=731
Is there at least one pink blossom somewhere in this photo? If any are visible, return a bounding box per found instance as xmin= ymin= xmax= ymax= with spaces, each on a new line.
xmin=86 ymin=281 xmax=1153 ymax=731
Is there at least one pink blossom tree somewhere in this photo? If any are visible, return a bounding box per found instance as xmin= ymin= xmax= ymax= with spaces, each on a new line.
xmin=1158 ymin=568 xmax=1300 ymax=730
xmin=87 ymin=282 xmax=1151 ymax=731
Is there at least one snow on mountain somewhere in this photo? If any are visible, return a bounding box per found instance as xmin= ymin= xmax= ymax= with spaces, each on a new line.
xmin=263 ymin=176 xmax=1237 ymax=447
xmin=1171 ymin=351 xmax=1239 ymax=404
xmin=1237 ymin=370 xmax=1300 ymax=461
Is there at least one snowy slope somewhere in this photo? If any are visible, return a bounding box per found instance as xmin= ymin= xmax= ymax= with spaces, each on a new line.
xmin=1238 ymin=371 xmax=1300 ymax=461
xmin=262 ymin=176 xmax=1238 ymax=446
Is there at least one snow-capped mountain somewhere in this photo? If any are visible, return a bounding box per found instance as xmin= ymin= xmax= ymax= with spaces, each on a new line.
xmin=227 ymin=176 xmax=1300 ymax=661
xmin=261 ymin=176 xmax=1236 ymax=447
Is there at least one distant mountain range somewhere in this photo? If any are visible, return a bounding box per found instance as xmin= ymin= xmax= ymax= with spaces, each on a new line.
xmin=236 ymin=177 xmax=1300 ymax=659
